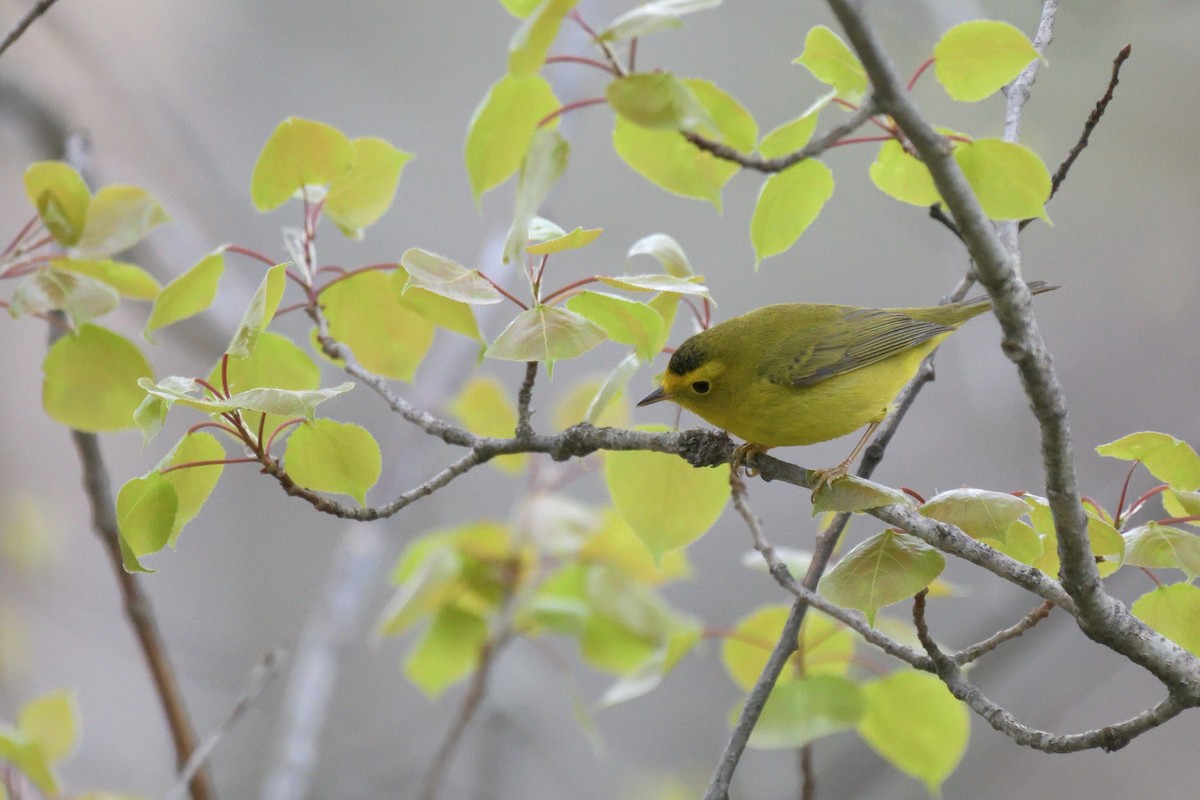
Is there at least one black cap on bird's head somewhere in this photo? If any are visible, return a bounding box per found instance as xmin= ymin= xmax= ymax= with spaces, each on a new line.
xmin=636 ymin=337 xmax=714 ymax=407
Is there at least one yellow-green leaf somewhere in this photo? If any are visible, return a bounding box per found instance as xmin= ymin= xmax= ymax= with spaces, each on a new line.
xmin=43 ymin=324 xmax=153 ymax=432
xmin=858 ymin=670 xmax=968 ymax=793
xmin=613 ymin=78 xmax=757 ymax=210
xmin=206 ymin=330 xmax=322 ymax=443
xmin=144 ymin=251 xmax=224 ymax=340
xmin=626 ymin=233 xmax=693 ymax=277
xmin=810 ymin=474 xmax=911 ymax=514
xmin=226 ymin=263 xmax=287 ymax=357
xmin=324 ymin=137 xmax=412 ymax=238
xmin=1124 ymin=523 xmax=1200 ymax=579
xmin=604 ymin=424 xmax=729 ymax=558
xmin=750 ymin=158 xmax=834 ymax=265
xmin=0 ymin=731 xmax=57 ymax=796
xmin=400 ymin=248 xmax=503 ymax=304
xmin=503 ymin=127 xmax=570 ymax=264
xmin=508 ymin=0 xmax=578 ymax=75
xmin=51 ymin=258 xmax=160 ymax=300
xmin=391 ymin=270 xmax=483 ymax=341
xmin=448 ymin=376 xmax=527 ymax=475
xmin=565 ymin=290 xmax=664 ymax=361
xmin=920 ymin=488 xmax=1030 ymax=544
xmin=404 ymin=606 xmax=488 ymax=698
xmin=465 ymin=74 xmax=560 ymax=201
xmin=954 ymin=138 xmax=1051 ymax=222
xmin=934 ymin=20 xmax=1039 ymax=102
xmin=156 ymin=432 xmax=224 ymax=547
xmin=722 ymin=604 xmax=855 ymax=692
xmin=500 ymin=0 xmax=542 ymax=17
xmin=598 ymin=0 xmax=722 ymax=43
xmin=979 ymin=520 xmax=1043 ymax=567
xmin=607 ymin=72 xmax=713 ymax=131
xmin=17 ymin=690 xmax=78 ymax=763
xmin=24 ymin=161 xmax=90 ymax=246
xmin=486 ymin=305 xmax=605 ymax=370
xmin=250 ymin=117 xmax=354 ymax=211
xmin=757 ymin=92 xmax=835 ymax=158
xmin=596 ymin=272 xmax=711 ymax=300
xmin=578 ymin=508 xmax=689 ymax=585
xmin=869 ymin=139 xmax=941 ymax=206
xmin=818 ymin=530 xmax=944 ymax=625
xmin=794 ymin=25 xmax=868 ymax=103
xmin=745 ymin=675 xmax=864 ymax=749
xmin=1131 ymin=582 xmax=1200 ymax=655
xmin=285 ymin=419 xmax=381 ymax=506
xmin=524 ymin=227 xmax=603 ymax=255
xmin=1098 ymin=432 xmax=1200 ymax=492
xmin=8 ymin=269 xmax=119 ymax=324
xmin=116 ymin=473 xmax=178 ymax=567
xmin=74 ymin=185 xmax=169 ymax=258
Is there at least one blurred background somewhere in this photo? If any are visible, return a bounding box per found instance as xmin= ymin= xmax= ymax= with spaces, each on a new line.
xmin=1 ymin=1 xmax=1197 ymax=798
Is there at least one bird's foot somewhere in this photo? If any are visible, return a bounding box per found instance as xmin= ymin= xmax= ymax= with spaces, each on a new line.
xmin=731 ymin=442 xmax=770 ymax=477
xmin=809 ymin=461 xmax=851 ymax=494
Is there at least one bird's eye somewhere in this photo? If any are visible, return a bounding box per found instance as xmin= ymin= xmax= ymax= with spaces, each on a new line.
xmin=692 ymin=380 xmax=711 ymax=395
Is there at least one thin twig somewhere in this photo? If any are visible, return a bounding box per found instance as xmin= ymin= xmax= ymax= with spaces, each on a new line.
xmin=516 ymin=361 xmax=538 ymax=438
xmin=952 ymin=600 xmax=1054 ymax=665
xmin=684 ymin=99 xmax=879 ymax=174
xmin=1002 ymin=0 xmax=1058 ymax=142
xmin=168 ymin=648 xmax=287 ymax=800
xmin=0 ymin=0 xmax=62 ymax=61
xmin=798 ymin=744 xmax=815 ymax=800
xmin=1020 ymin=44 xmax=1131 ymax=230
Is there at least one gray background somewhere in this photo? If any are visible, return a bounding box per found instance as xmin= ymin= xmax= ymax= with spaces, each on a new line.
xmin=1 ymin=1 xmax=1198 ymax=798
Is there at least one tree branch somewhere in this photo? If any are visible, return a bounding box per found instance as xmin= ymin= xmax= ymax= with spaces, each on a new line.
xmin=515 ymin=361 xmax=538 ymax=439
xmin=684 ymin=99 xmax=878 ymax=173
xmin=0 ymin=0 xmax=62 ymax=61
xmin=952 ymin=600 xmax=1053 ymax=665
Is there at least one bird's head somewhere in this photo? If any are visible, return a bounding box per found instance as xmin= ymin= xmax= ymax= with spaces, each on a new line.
xmin=636 ymin=335 xmax=728 ymax=414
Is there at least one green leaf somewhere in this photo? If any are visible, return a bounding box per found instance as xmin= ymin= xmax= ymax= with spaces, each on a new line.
xmin=404 ymin=606 xmax=489 ymax=698
xmin=73 ymin=185 xmax=169 ymax=258
xmin=391 ymin=270 xmax=483 ymax=341
xmin=858 ymin=671 xmax=968 ymax=793
xmin=1131 ymin=582 xmax=1200 ymax=655
xmin=377 ymin=545 xmax=461 ymax=637
xmin=1025 ymin=495 xmax=1125 ymax=578
xmin=144 ymin=251 xmax=224 ymax=340
xmin=566 ymin=291 xmax=665 ymax=361
xmin=284 ymin=419 xmax=382 ymax=505
xmin=18 ymin=690 xmax=78 ymax=763
xmin=500 ymin=0 xmax=542 ymax=17
xmin=1097 ymin=432 xmax=1200 ymax=491
xmin=954 ymin=138 xmax=1051 ymax=222
xmin=979 ymin=520 xmax=1043 ymax=567
xmin=250 ymin=117 xmax=354 ymax=211
xmin=750 ymin=158 xmax=834 ymax=264
xmin=744 ymin=676 xmax=864 ymax=749
xmin=819 ymin=530 xmax=945 ymax=625
xmin=156 ymin=432 xmax=224 ymax=547
xmin=573 ymin=353 xmax=641 ymax=428
xmin=8 ymin=268 xmax=119 ymax=324
xmin=607 ymin=73 xmax=714 ymax=131
xmin=465 ymin=74 xmax=560 ymax=201
xmin=758 ymin=93 xmax=835 ymax=159
xmin=920 ymin=488 xmax=1030 ymax=544
xmin=869 ymin=139 xmax=941 ymax=206
xmin=626 ymin=233 xmax=693 ymax=277
xmin=1123 ymin=523 xmax=1200 ymax=579
xmin=503 ymin=127 xmax=570 ymax=264
xmin=447 ymin=376 xmax=527 ymax=475
xmin=139 ymin=376 xmax=353 ymax=419
xmin=598 ymin=0 xmax=721 ymax=42
xmin=596 ymin=272 xmax=711 ymax=300
xmin=582 ymin=612 xmax=660 ymax=674
xmin=722 ymin=605 xmax=854 ymax=692
xmin=206 ymin=330 xmax=322 ymax=441
xmin=43 ymin=324 xmax=153 ymax=432
xmin=934 ymin=20 xmax=1040 ymax=102
xmin=597 ymin=624 xmax=700 ymax=707
xmin=0 ymin=730 xmax=57 ymax=796
xmin=794 ymin=25 xmax=868 ymax=103
xmin=612 ymin=78 xmax=757 ymax=210
xmin=400 ymin=248 xmax=503 ymax=304
xmin=116 ymin=473 xmax=178 ymax=568
xmin=578 ymin=508 xmax=690 ymax=585
xmin=604 ymin=425 xmax=730 ymax=558
xmin=324 ymin=137 xmax=413 ymax=238
xmin=486 ymin=305 xmax=606 ymax=371
xmin=227 ymin=263 xmax=287 ymax=357
xmin=51 ymin=258 xmax=161 ymax=300
xmin=1163 ymin=489 xmax=1200 ymax=526
xmin=524 ymin=227 xmax=603 ymax=255
xmin=810 ymin=474 xmax=911 ymax=514
xmin=24 ymin=161 xmax=90 ymax=246
xmin=527 ymin=216 xmax=567 ymax=243
xmin=507 ymin=0 xmax=578 ymax=75
xmin=322 ymin=270 xmax=436 ymax=381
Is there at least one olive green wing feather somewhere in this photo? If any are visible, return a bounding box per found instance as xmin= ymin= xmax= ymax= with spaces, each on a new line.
xmin=760 ymin=308 xmax=954 ymax=388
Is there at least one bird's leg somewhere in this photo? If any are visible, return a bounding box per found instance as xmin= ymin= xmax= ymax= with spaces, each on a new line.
xmin=810 ymin=422 xmax=880 ymax=493
xmin=731 ymin=442 xmax=771 ymax=477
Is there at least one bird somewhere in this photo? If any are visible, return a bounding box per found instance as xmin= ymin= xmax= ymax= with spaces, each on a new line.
xmin=637 ymin=281 xmax=1056 ymax=491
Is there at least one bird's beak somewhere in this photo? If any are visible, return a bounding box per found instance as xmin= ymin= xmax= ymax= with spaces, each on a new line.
xmin=636 ymin=386 xmax=671 ymax=407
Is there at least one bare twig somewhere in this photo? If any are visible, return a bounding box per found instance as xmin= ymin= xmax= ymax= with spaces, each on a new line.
xmin=0 ymin=0 xmax=62 ymax=61
xmin=684 ymin=99 xmax=879 ymax=174
xmin=169 ymin=648 xmax=287 ymax=800
xmin=516 ymin=361 xmax=538 ymax=438
xmin=952 ymin=600 xmax=1054 ymax=665
xmin=1002 ymin=0 xmax=1059 ymax=142
xmin=799 ymin=743 xmax=815 ymax=800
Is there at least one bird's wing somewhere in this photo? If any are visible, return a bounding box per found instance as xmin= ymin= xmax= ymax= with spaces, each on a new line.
xmin=762 ymin=308 xmax=954 ymax=388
